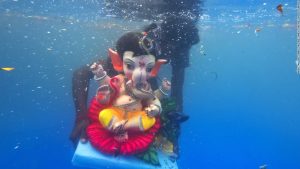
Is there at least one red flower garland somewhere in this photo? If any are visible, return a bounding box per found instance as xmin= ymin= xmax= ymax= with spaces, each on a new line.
xmin=86 ymin=97 xmax=161 ymax=155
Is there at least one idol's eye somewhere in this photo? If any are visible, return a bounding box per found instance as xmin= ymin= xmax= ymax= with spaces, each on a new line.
xmin=146 ymin=67 xmax=153 ymax=73
xmin=126 ymin=63 xmax=135 ymax=70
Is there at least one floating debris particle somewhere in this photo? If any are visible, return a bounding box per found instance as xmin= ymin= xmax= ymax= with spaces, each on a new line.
xmin=276 ymin=4 xmax=283 ymax=15
xmin=1 ymin=67 xmax=15 ymax=71
xmin=254 ymin=28 xmax=261 ymax=36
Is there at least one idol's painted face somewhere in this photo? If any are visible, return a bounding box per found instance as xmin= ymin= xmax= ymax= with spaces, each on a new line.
xmin=122 ymin=51 xmax=155 ymax=89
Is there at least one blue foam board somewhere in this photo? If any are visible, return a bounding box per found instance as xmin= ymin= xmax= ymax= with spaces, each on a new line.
xmin=72 ymin=141 xmax=178 ymax=169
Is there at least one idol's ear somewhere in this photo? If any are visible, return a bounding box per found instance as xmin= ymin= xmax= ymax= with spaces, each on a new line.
xmin=150 ymin=59 xmax=167 ymax=77
xmin=108 ymin=48 xmax=123 ymax=72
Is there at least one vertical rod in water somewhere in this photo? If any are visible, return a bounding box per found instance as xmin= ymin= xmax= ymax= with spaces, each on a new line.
xmin=297 ymin=0 xmax=300 ymax=74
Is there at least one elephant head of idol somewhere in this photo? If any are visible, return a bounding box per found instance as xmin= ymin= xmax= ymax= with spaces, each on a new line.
xmin=108 ymin=31 xmax=166 ymax=99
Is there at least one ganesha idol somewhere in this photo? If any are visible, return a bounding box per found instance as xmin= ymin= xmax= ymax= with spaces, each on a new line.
xmin=86 ymin=32 xmax=171 ymax=155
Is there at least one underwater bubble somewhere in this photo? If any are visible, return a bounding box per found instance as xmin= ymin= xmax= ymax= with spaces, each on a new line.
xmin=58 ymin=28 xmax=67 ymax=32
xmin=259 ymin=164 xmax=267 ymax=169
xmin=13 ymin=143 xmax=21 ymax=150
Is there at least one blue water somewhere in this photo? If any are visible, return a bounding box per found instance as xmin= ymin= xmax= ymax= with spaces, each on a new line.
xmin=0 ymin=1 xmax=299 ymax=169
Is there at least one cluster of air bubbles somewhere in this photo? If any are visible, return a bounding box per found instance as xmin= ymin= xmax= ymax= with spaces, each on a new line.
xmin=178 ymin=11 xmax=199 ymax=21
xmin=82 ymin=0 xmax=102 ymax=5
xmin=199 ymin=44 xmax=205 ymax=56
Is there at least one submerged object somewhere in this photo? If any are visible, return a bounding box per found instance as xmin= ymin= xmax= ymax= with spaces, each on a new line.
xmin=73 ymin=96 xmax=180 ymax=168
xmin=1 ymin=67 xmax=14 ymax=71
xmin=72 ymin=141 xmax=178 ymax=169
xmin=276 ymin=4 xmax=283 ymax=14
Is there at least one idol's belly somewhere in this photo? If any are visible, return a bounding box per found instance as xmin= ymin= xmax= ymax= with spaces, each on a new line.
xmin=113 ymin=94 xmax=143 ymax=113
